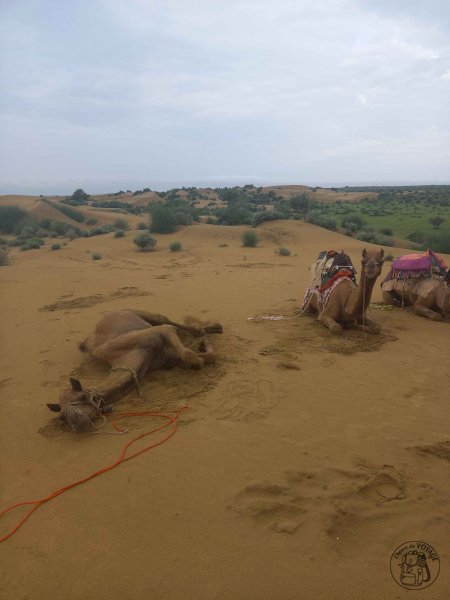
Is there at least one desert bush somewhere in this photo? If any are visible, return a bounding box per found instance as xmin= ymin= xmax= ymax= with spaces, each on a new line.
xmin=137 ymin=222 xmax=147 ymax=230
xmin=92 ymin=252 xmax=102 ymax=260
xmin=86 ymin=217 xmax=98 ymax=225
xmin=206 ymin=217 xmax=216 ymax=224
xmin=341 ymin=213 xmax=366 ymax=229
xmin=51 ymin=243 xmax=61 ymax=250
xmin=112 ymin=217 xmax=130 ymax=231
xmin=384 ymin=253 xmax=395 ymax=262
xmin=407 ymin=230 xmax=426 ymax=244
xmin=0 ymin=206 xmax=29 ymax=234
xmin=134 ymin=233 xmax=157 ymax=252
xmin=242 ymin=230 xmax=258 ymax=247
xmin=0 ymin=236 xmax=7 ymax=245
xmin=308 ymin=211 xmax=337 ymax=231
xmin=0 ymin=247 xmax=11 ymax=266
xmin=42 ymin=199 xmax=85 ymax=223
xmin=169 ymin=241 xmax=182 ymax=252
xmin=422 ymin=231 xmax=450 ymax=253
xmin=20 ymin=240 xmax=41 ymax=251
xmin=252 ymin=211 xmax=288 ymax=227
xmin=218 ymin=243 xmax=228 ymax=247
xmin=276 ymin=247 xmax=291 ymax=256
xmin=379 ymin=227 xmax=394 ymax=236
xmin=114 ymin=229 xmax=125 ymax=238
xmin=149 ymin=205 xmax=177 ymax=234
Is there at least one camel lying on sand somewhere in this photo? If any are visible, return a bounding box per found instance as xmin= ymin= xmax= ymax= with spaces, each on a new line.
xmin=47 ymin=309 xmax=223 ymax=432
xmin=303 ymin=248 xmax=385 ymax=334
xmin=381 ymin=277 xmax=450 ymax=320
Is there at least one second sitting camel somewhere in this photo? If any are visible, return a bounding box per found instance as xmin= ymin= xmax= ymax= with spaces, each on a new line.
xmin=303 ymin=248 xmax=385 ymax=334
xmin=47 ymin=309 xmax=223 ymax=432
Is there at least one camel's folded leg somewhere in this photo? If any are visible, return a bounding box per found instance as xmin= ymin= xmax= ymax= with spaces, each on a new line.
xmin=356 ymin=315 xmax=381 ymax=334
xmin=125 ymin=309 xmax=205 ymax=336
xmin=412 ymin=303 xmax=443 ymax=321
xmin=319 ymin=314 xmax=343 ymax=335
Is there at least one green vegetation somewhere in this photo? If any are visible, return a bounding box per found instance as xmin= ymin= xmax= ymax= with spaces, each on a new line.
xmin=0 ymin=247 xmax=11 ymax=266
xmin=41 ymin=198 xmax=85 ymax=223
xmin=149 ymin=205 xmax=177 ymax=233
xmin=242 ymin=230 xmax=258 ymax=247
xmin=136 ymin=222 xmax=147 ymax=230
xmin=51 ymin=243 xmax=61 ymax=250
xmin=92 ymin=252 xmax=102 ymax=260
xmin=112 ymin=217 xmax=130 ymax=230
xmin=114 ymin=229 xmax=125 ymax=238
xmin=0 ymin=206 xmax=29 ymax=234
xmin=134 ymin=232 xmax=157 ymax=252
xmin=63 ymin=188 xmax=90 ymax=206
xmin=169 ymin=241 xmax=182 ymax=252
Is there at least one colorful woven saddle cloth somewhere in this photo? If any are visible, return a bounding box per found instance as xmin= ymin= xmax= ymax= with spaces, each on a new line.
xmin=382 ymin=249 xmax=447 ymax=284
xmin=308 ymin=250 xmax=357 ymax=292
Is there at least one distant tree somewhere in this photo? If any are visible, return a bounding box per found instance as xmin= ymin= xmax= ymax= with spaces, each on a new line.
xmin=134 ymin=233 xmax=157 ymax=252
xmin=242 ymin=230 xmax=258 ymax=247
xmin=429 ymin=216 xmax=445 ymax=229
xmin=112 ymin=217 xmax=130 ymax=230
xmin=64 ymin=189 xmax=90 ymax=206
xmin=290 ymin=192 xmax=312 ymax=219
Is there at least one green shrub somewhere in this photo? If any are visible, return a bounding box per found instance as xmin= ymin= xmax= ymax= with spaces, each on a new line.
xmin=422 ymin=231 xmax=450 ymax=253
xmin=0 ymin=247 xmax=11 ymax=266
xmin=242 ymin=230 xmax=258 ymax=247
xmin=341 ymin=213 xmax=366 ymax=229
xmin=169 ymin=241 xmax=182 ymax=252
xmin=149 ymin=205 xmax=177 ymax=233
xmin=206 ymin=217 xmax=216 ymax=224
xmin=276 ymin=247 xmax=291 ymax=256
xmin=134 ymin=233 xmax=157 ymax=252
xmin=407 ymin=230 xmax=426 ymax=244
xmin=20 ymin=240 xmax=41 ymax=251
xmin=92 ymin=252 xmax=102 ymax=260
xmin=0 ymin=206 xmax=29 ymax=234
xmin=218 ymin=243 xmax=228 ymax=247
xmin=0 ymin=236 xmax=7 ymax=245
xmin=114 ymin=229 xmax=125 ymax=238
xmin=308 ymin=212 xmax=337 ymax=231
xmin=86 ymin=217 xmax=98 ymax=225
xmin=137 ymin=222 xmax=147 ymax=230
xmin=379 ymin=227 xmax=394 ymax=236
xmin=51 ymin=243 xmax=61 ymax=250
xmin=112 ymin=217 xmax=130 ymax=231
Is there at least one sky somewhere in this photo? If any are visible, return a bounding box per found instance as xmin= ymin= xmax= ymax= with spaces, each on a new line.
xmin=0 ymin=0 xmax=449 ymax=194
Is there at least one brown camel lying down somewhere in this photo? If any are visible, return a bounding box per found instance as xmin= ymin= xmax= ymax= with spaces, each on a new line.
xmin=304 ymin=248 xmax=385 ymax=334
xmin=47 ymin=309 xmax=223 ymax=432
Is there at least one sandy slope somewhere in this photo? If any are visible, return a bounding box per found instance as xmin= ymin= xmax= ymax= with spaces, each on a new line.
xmin=1 ymin=220 xmax=449 ymax=600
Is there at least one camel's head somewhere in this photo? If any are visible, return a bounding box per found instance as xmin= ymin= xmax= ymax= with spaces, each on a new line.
xmin=47 ymin=378 xmax=110 ymax=433
xmin=361 ymin=248 xmax=384 ymax=280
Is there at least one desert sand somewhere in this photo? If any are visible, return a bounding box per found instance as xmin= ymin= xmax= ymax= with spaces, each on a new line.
xmin=1 ymin=218 xmax=449 ymax=600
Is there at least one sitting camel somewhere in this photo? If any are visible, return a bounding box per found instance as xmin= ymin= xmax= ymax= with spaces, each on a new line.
xmin=303 ymin=248 xmax=385 ymax=334
xmin=47 ymin=309 xmax=223 ymax=432
xmin=381 ymin=277 xmax=450 ymax=320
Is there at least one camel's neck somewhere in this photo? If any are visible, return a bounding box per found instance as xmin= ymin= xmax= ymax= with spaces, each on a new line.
xmin=99 ymin=369 xmax=139 ymax=405
xmin=346 ymin=269 xmax=377 ymax=317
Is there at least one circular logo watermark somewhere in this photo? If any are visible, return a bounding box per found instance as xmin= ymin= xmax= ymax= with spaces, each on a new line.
xmin=390 ymin=541 xmax=440 ymax=589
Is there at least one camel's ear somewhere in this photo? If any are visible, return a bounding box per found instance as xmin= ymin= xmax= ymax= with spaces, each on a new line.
xmin=69 ymin=377 xmax=83 ymax=391
xmin=47 ymin=403 xmax=61 ymax=412
xmin=380 ymin=248 xmax=384 ymax=259
xmin=362 ymin=248 xmax=367 ymax=258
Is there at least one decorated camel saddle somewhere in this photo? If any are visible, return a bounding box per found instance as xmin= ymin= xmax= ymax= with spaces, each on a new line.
xmin=381 ymin=250 xmax=448 ymax=299
xmin=302 ymin=250 xmax=357 ymax=313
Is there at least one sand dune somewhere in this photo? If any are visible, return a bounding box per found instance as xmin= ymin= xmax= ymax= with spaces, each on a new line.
xmin=1 ymin=219 xmax=449 ymax=600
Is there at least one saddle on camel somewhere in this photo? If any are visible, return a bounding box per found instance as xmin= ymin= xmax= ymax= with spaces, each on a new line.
xmin=381 ymin=250 xmax=450 ymax=320
xmin=47 ymin=309 xmax=223 ymax=433
xmin=302 ymin=248 xmax=385 ymax=334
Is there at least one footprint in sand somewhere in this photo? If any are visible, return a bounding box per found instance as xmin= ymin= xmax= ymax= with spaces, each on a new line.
xmin=210 ymin=379 xmax=277 ymax=422
xmin=230 ymin=465 xmax=413 ymax=536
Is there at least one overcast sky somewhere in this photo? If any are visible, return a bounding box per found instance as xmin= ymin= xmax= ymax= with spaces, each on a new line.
xmin=1 ymin=0 xmax=449 ymax=194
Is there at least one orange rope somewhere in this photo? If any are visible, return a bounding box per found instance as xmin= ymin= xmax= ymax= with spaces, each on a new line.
xmin=0 ymin=406 xmax=188 ymax=543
